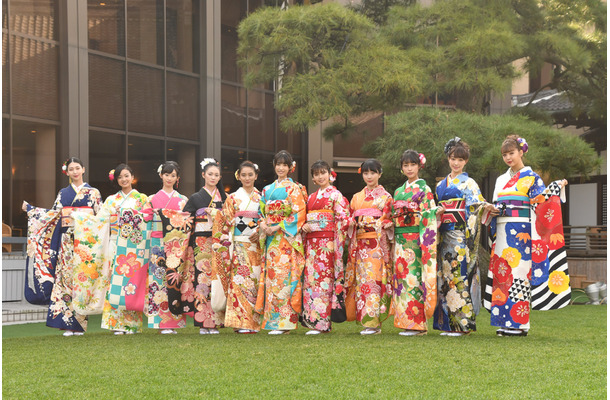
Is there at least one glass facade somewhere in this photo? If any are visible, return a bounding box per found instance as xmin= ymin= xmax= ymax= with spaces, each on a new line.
xmin=2 ymin=0 xmax=305 ymax=234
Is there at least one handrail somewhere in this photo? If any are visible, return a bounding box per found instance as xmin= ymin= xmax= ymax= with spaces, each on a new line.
xmin=2 ymin=237 xmax=27 ymax=256
xmin=564 ymin=225 xmax=607 ymax=257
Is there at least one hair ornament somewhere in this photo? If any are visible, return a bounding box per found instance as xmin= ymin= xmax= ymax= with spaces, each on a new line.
xmin=290 ymin=161 xmax=296 ymax=174
xmin=443 ymin=136 xmax=461 ymax=155
xmin=200 ymin=158 xmax=217 ymax=170
xmin=157 ymin=164 xmax=163 ymax=174
xmin=329 ymin=168 xmax=337 ymax=183
xmin=61 ymin=161 xmax=68 ymax=175
xmin=108 ymin=169 xmax=115 ymax=181
xmin=234 ymin=170 xmax=240 ymax=181
xmin=357 ymin=167 xmax=362 ymax=174
xmin=253 ymin=163 xmax=259 ymax=171
xmin=517 ymin=137 xmax=528 ymax=154
xmin=419 ymin=153 xmax=426 ymax=168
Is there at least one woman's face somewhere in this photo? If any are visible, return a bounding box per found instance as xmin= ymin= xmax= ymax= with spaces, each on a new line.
xmin=117 ymin=169 xmax=133 ymax=190
xmin=401 ymin=161 xmax=420 ymax=181
xmin=160 ymin=170 xmax=178 ymax=188
xmin=238 ymin=166 xmax=257 ymax=188
xmin=312 ymin=169 xmax=330 ymax=187
xmin=502 ymin=147 xmax=523 ymax=168
xmin=362 ymin=170 xmax=381 ymax=187
xmin=203 ymin=165 xmax=220 ymax=187
xmin=67 ymin=162 xmax=84 ymax=183
xmin=448 ymin=156 xmax=467 ymax=175
xmin=275 ymin=162 xmax=289 ymax=179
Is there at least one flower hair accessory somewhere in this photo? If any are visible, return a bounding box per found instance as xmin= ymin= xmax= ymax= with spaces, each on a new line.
xmin=329 ymin=168 xmax=337 ymax=183
xmin=290 ymin=161 xmax=296 ymax=174
xmin=234 ymin=170 xmax=240 ymax=180
xmin=61 ymin=160 xmax=68 ymax=175
xmin=253 ymin=163 xmax=259 ymax=172
xmin=157 ymin=164 xmax=163 ymax=174
xmin=517 ymin=137 xmax=528 ymax=154
xmin=200 ymin=158 xmax=217 ymax=170
xmin=108 ymin=169 xmax=115 ymax=181
xmin=443 ymin=136 xmax=461 ymax=155
xmin=358 ymin=167 xmax=362 ymax=174
xmin=419 ymin=153 xmax=426 ymax=168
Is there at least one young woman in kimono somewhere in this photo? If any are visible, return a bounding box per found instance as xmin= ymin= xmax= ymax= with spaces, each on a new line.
xmin=346 ymin=159 xmax=393 ymax=335
xmin=101 ymin=163 xmax=149 ymax=335
xmin=182 ymin=158 xmax=227 ymax=335
xmin=213 ymin=161 xmax=262 ymax=334
xmin=484 ymin=135 xmax=568 ymax=337
xmin=433 ymin=139 xmax=493 ymax=336
xmin=148 ymin=161 xmax=188 ymax=334
xmin=391 ymin=150 xmax=438 ymax=336
xmin=301 ymin=160 xmax=349 ymax=335
xmin=257 ymin=150 xmax=307 ymax=335
xmin=22 ymin=157 xmax=102 ymax=336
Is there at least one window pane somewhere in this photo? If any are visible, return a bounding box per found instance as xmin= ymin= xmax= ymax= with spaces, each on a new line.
xmin=88 ymin=0 xmax=125 ymax=56
xmin=220 ymin=147 xmax=246 ymax=194
xmin=126 ymin=0 xmax=163 ymax=65
xmin=333 ymin=112 xmax=383 ymax=158
xmin=12 ymin=120 xmax=57 ymax=233
xmin=2 ymin=32 xmax=8 ymax=114
xmin=276 ymin=115 xmax=302 ymax=156
xmin=2 ymin=0 xmax=7 ymax=30
xmin=127 ymin=135 xmax=164 ymax=196
xmin=167 ymin=141 xmax=198 ymax=196
xmin=248 ymin=151 xmax=275 ymax=191
xmin=10 ymin=35 xmax=58 ymax=120
xmin=167 ymin=71 xmax=198 ymax=140
xmin=221 ymin=83 xmax=246 ymax=147
xmin=89 ymin=130 xmax=125 ymax=199
xmin=166 ymin=0 xmax=197 ymax=73
xmin=89 ymin=54 xmax=125 ymax=130
xmin=247 ymin=90 xmax=274 ymax=151
xmin=128 ymin=63 xmax=163 ymax=135
xmin=8 ymin=0 xmax=57 ymax=40
xmin=221 ymin=1 xmax=246 ymax=83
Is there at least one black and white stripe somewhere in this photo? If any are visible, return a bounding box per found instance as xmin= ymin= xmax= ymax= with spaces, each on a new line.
xmin=531 ymin=247 xmax=571 ymax=310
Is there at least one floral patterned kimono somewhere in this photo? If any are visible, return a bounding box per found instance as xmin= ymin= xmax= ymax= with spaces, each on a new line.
xmin=182 ymin=187 xmax=226 ymax=328
xmin=483 ymin=167 xmax=570 ymax=330
xmin=433 ymin=173 xmax=488 ymax=333
xmin=256 ymin=178 xmax=306 ymax=331
xmin=213 ymin=187 xmax=263 ymax=331
xmin=346 ymin=186 xmax=393 ymax=329
xmin=101 ymin=189 xmax=149 ymax=333
xmin=302 ymin=185 xmax=350 ymax=332
xmin=147 ymin=190 xmax=188 ymax=329
xmin=25 ymin=184 xmax=102 ymax=332
xmin=392 ymin=179 xmax=438 ymax=332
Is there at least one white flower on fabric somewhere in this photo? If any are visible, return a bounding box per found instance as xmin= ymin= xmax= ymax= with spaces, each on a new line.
xmin=446 ymin=289 xmax=466 ymax=312
xmin=510 ymin=229 xmax=517 ymax=235
xmin=534 ymin=269 xmax=542 ymax=278
xmin=492 ymin=307 xmax=499 ymax=316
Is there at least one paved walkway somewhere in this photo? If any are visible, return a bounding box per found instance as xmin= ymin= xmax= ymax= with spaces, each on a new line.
xmin=2 ymin=301 xmax=47 ymax=325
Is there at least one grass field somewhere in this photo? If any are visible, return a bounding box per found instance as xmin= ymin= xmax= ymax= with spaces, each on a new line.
xmin=2 ymin=305 xmax=606 ymax=399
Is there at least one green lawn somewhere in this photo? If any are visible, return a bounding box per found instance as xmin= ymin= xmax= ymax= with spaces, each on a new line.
xmin=2 ymin=306 xmax=606 ymax=399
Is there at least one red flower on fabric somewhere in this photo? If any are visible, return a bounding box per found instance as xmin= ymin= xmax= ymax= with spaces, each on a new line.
xmin=289 ymin=313 xmax=298 ymax=324
xmin=116 ymin=253 xmax=140 ymax=277
xmin=360 ymin=283 xmax=371 ymax=295
xmin=491 ymin=287 xmax=508 ymax=306
xmin=491 ymin=255 xmax=512 ymax=284
xmin=394 ymin=257 xmax=409 ymax=279
xmin=510 ymin=301 xmax=530 ymax=325
xmin=503 ymin=172 xmax=520 ymax=189
xmin=531 ymin=240 xmax=549 ymax=264
xmin=405 ymin=300 xmax=425 ymax=324
xmin=535 ymin=197 xmax=564 ymax=250
xmin=421 ymin=247 xmax=431 ymax=266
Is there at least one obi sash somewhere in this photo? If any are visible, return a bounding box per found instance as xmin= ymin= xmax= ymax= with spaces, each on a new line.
xmin=495 ymin=194 xmax=530 ymax=218
xmin=306 ymin=209 xmax=335 ymax=239
xmin=194 ymin=207 xmax=213 ymax=237
xmin=438 ymin=198 xmax=466 ymax=226
xmin=354 ymin=207 xmax=382 ymax=239
xmin=233 ymin=209 xmax=259 ymax=239
xmin=265 ymin=199 xmax=291 ymax=225
xmin=61 ymin=206 xmax=94 ymax=229
xmin=393 ymin=200 xmax=421 ymax=233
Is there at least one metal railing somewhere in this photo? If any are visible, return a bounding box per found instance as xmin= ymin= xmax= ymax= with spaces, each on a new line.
xmin=564 ymin=225 xmax=607 ymax=257
xmin=1 ymin=237 xmax=27 ymax=256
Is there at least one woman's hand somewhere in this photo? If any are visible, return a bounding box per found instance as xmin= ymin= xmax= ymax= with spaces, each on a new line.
xmin=301 ymin=223 xmax=311 ymax=233
xmin=22 ymin=201 xmax=29 ymax=212
xmin=485 ymin=203 xmax=500 ymax=216
xmin=249 ymin=231 xmax=259 ymax=243
xmin=382 ymin=221 xmax=393 ymax=229
xmin=436 ymin=205 xmax=445 ymax=216
xmin=560 ymin=179 xmax=568 ymax=188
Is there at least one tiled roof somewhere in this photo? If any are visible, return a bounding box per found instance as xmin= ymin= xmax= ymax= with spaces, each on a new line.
xmin=512 ymin=89 xmax=573 ymax=113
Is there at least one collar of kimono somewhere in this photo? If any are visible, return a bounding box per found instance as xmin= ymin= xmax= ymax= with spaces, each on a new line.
xmin=405 ymin=179 xmax=423 ymax=189
xmin=72 ymin=182 xmax=85 ymax=192
xmin=120 ymin=189 xmax=135 ymax=199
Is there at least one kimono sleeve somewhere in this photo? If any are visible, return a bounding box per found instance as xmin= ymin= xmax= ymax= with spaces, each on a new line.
xmin=278 ymin=183 xmax=306 ymax=237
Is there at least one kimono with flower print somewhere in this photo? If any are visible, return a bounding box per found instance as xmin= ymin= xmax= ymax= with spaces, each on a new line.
xmin=213 ymin=187 xmax=262 ymax=331
xmin=147 ymin=190 xmax=189 ymax=329
xmin=256 ymin=178 xmax=306 ymax=331
xmin=483 ymin=167 xmax=570 ymax=330
xmin=24 ymin=207 xmax=60 ymax=305
xmin=433 ymin=173 xmax=487 ymax=333
xmin=33 ymin=184 xmax=103 ymax=332
xmin=302 ymin=185 xmax=350 ymax=332
xmin=72 ymin=208 xmax=112 ymax=315
xmin=101 ymin=190 xmax=149 ymax=333
xmin=181 ymin=187 xmax=226 ymax=328
xmin=392 ymin=179 xmax=438 ymax=332
xmin=345 ymin=186 xmax=393 ymax=329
